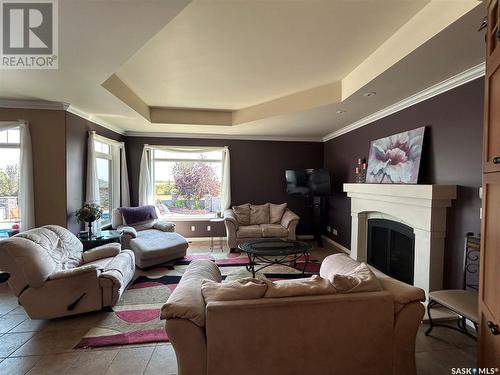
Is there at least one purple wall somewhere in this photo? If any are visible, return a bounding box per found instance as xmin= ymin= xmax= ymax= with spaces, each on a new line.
xmin=124 ymin=137 xmax=324 ymax=236
xmin=65 ymin=112 xmax=124 ymax=233
xmin=323 ymin=78 xmax=484 ymax=289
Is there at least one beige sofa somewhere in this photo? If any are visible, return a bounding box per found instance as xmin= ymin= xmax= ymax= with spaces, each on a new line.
xmin=162 ymin=253 xmax=425 ymax=375
xmin=0 ymin=225 xmax=135 ymax=319
xmin=224 ymin=203 xmax=299 ymax=251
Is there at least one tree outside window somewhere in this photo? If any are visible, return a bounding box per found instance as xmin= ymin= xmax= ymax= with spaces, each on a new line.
xmin=153 ymin=149 xmax=223 ymax=217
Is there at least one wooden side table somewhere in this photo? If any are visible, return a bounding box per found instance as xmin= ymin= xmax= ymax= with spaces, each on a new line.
xmin=77 ymin=230 xmax=123 ymax=251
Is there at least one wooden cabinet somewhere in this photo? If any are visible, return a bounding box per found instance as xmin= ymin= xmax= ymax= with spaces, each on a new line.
xmin=480 ymin=0 xmax=500 ymax=367
xmin=484 ymin=0 xmax=500 ymax=173
xmin=479 ymin=173 xmax=500 ymax=365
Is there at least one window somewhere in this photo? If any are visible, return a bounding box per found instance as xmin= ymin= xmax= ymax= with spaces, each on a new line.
xmin=152 ymin=148 xmax=223 ymax=218
xmin=0 ymin=129 xmax=21 ymax=238
xmin=95 ymin=139 xmax=113 ymax=225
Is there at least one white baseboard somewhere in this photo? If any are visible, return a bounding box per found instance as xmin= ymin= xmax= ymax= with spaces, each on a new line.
xmin=321 ymin=235 xmax=351 ymax=254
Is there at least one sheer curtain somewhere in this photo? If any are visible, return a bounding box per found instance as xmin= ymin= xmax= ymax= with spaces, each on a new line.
xmin=86 ymin=131 xmax=100 ymax=203
xmin=151 ymin=145 xmax=231 ymax=210
xmin=120 ymin=147 xmax=131 ymax=207
xmin=221 ymin=146 xmax=231 ymax=210
xmin=0 ymin=121 xmax=35 ymax=230
xmin=138 ymin=146 xmax=154 ymax=206
xmin=86 ymin=131 xmax=101 ymax=231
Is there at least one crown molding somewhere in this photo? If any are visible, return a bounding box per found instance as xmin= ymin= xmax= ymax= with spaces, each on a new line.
xmin=0 ymin=99 xmax=69 ymax=111
xmin=124 ymin=131 xmax=322 ymax=142
xmin=66 ymin=106 xmax=125 ymax=135
xmin=322 ymin=62 xmax=486 ymax=142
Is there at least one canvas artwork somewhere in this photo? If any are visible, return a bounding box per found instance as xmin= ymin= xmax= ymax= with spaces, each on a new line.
xmin=366 ymin=126 xmax=425 ymax=184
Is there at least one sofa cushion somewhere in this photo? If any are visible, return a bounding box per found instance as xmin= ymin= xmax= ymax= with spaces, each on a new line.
xmin=260 ymin=224 xmax=288 ymax=238
xmin=269 ymin=203 xmax=287 ymax=224
xmin=320 ymin=253 xmax=360 ymax=278
xmin=264 ymin=275 xmax=336 ymax=298
xmin=202 ymin=278 xmax=267 ymax=303
xmin=232 ymin=203 xmax=251 ymax=225
xmin=129 ymin=230 xmax=188 ymax=260
xmin=250 ymin=203 xmax=270 ymax=225
xmin=236 ymin=225 xmax=261 ymax=238
xmin=330 ymin=263 xmax=383 ymax=293
xmin=120 ymin=205 xmax=158 ymax=225
xmin=17 ymin=226 xmax=82 ymax=271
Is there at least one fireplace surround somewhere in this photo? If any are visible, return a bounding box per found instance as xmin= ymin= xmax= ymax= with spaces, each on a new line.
xmin=343 ymin=183 xmax=457 ymax=297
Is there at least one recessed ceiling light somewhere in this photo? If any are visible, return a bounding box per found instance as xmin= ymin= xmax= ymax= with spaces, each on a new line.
xmin=363 ymin=92 xmax=376 ymax=97
xmin=336 ymin=110 xmax=346 ymax=114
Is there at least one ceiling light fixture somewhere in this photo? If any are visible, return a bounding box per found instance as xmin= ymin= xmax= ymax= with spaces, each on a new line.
xmin=363 ymin=92 xmax=376 ymax=97
xmin=336 ymin=110 xmax=346 ymax=114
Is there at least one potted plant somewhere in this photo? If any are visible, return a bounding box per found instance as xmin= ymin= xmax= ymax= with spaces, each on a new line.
xmin=75 ymin=202 xmax=103 ymax=238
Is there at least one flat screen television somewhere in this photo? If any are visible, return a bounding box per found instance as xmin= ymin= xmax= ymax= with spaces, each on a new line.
xmin=285 ymin=169 xmax=331 ymax=196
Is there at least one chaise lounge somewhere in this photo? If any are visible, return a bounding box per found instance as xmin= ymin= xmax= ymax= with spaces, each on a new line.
xmin=112 ymin=206 xmax=189 ymax=268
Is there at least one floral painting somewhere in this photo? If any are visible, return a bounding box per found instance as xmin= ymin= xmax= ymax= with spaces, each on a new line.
xmin=366 ymin=126 xmax=425 ymax=184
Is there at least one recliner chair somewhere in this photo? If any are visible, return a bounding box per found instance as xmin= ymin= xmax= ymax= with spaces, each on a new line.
xmin=0 ymin=225 xmax=135 ymax=319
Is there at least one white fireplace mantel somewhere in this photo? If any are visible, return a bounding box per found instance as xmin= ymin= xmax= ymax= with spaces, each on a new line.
xmin=343 ymin=183 xmax=457 ymax=295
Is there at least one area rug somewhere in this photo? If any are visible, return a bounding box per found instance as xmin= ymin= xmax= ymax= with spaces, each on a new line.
xmin=75 ymin=250 xmax=320 ymax=349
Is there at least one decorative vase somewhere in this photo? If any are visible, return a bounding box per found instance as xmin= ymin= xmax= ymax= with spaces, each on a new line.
xmin=87 ymin=221 xmax=94 ymax=238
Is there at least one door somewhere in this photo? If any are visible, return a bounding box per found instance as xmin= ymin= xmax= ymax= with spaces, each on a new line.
xmin=480 ymin=0 xmax=500 ymax=366
xmin=484 ymin=0 xmax=500 ymax=173
xmin=479 ymin=174 xmax=500 ymax=365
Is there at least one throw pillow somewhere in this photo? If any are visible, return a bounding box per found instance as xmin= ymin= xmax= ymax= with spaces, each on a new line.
xmin=329 ymin=263 xmax=383 ymax=293
xmin=264 ymin=275 xmax=336 ymax=298
xmin=269 ymin=203 xmax=287 ymax=224
xmin=232 ymin=203 xmax=251 ymax=225
xmin=201 ymin=278 xmax=268 ymax=303
xmin=120 ymin=205 xmax=158 ymax=225
xmin=250 ymin=203 xmax=270 ymax=225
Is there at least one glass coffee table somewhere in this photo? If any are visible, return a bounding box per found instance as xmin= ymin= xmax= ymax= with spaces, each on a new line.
xmin=238 ymin=239 xmax=312 ymax=277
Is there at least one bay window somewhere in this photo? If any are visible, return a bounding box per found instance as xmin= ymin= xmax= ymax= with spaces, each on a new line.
xmin=151 ymin=147 xmax=227 ymax=218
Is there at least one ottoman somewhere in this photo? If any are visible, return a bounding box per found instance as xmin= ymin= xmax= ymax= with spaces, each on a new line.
xmin=128 ymin=230 xmax=189 ymax=269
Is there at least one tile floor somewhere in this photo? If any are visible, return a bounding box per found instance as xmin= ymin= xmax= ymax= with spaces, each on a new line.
xmin=0 ymin=241 xmax=477 ymax=374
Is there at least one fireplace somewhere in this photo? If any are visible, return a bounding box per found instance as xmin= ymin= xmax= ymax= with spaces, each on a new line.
xmin=343 ymin=183 xmax=457 ymax=298
xmin=367 ymin=219 xmax=415 ymax=285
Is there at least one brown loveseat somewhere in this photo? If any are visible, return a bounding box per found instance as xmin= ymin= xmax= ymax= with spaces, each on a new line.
xmin=224 ymin=203 xmax=299 ymax=251
xmin=161 ymin=253 xmax=425 ymax=375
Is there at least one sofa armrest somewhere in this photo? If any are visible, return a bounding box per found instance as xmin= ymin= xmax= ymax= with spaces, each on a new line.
xmin=48 ymin=264 xmax=101 ymax=280
xmin=281 ymin=209 xmax=299 ymax=228
xmin=161 ymin=260 xmax=222 ymax=327
xmin=119 ymin=226 xmax=137 ymax=250
xmin=154 ymin=221 xmax=176 ymax=232
xmin=223 ymin=209 xmax=239 ymax=229
xmin=82 ymin=242 xmax=121 ymax=264
xmin=120 ymin=226 xmax=137 ymax=238
xmin=99 ymin=250 xmax=135 ymax=287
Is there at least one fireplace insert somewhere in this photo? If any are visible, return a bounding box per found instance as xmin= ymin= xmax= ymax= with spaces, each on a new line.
xmin=367 ymin=219 xmax=415 ymax=285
